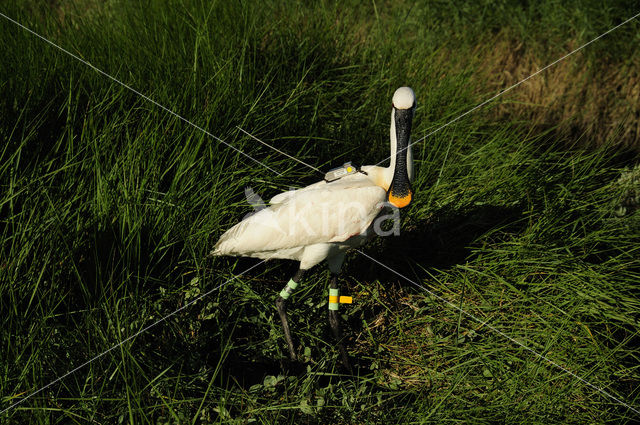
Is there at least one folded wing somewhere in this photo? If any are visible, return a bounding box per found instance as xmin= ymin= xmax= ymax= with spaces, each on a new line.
xmin=212 ymin=179 xmax=386 ymax=256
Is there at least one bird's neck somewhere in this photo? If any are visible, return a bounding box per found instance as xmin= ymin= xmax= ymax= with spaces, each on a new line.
xmin=386 ymin=108 xmax=413 ymax=187
xmin=360 ymin=109 xmax=414 ymax=191
xmin=361 ymin=142 xmax=413 ymax=192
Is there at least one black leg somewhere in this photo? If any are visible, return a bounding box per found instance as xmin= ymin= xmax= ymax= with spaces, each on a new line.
xmin=276 ymin=269 xmax=304 ymax=360
xmin=328 ymin=274 xmax=352 ymax=372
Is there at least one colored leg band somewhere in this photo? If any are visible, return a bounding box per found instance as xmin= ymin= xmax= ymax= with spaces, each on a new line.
xmin=279 ymin=278 xmax=299 ymax=299
xmin=329 ymin=288 xmax=339 ymax=310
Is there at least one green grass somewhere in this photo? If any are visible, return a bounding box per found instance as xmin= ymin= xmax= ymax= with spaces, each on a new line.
xmin=1 ymin=0 xmax=640 ymax=423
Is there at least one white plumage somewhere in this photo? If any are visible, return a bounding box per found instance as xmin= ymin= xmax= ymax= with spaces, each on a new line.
xmin=212 ymin=173 xmax=387 ymax=270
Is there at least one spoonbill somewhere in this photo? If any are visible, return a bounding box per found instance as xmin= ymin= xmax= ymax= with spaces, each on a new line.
xmin=210 ymin=87 xmax=416 ymax=368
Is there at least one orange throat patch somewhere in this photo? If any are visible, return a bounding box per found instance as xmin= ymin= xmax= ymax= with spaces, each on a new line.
xmin=388 ymin=190 xmax=412 ymax=208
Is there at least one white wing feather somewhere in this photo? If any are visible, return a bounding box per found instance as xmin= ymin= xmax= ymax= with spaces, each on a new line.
xmin=269 ymin=180 xmax=326 ymax=205
xmin=213 ymin=178 xmax=386 ymax=256
xmin=268 ymin=171 xmax=375 ymax=205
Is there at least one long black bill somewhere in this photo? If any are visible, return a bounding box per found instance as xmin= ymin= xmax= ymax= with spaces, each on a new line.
xmin=387 ymin=107 xmax=414 ymax=208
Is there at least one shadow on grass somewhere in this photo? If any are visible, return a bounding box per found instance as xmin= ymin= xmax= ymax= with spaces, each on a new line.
xmin=354 ymin=203 xmax=527 ymax=283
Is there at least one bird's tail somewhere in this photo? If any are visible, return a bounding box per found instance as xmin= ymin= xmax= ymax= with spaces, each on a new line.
xmin=207 ymin=231 xmax=236 ymax=258
xmin=207 ymin=242 xmax=224 ymax=258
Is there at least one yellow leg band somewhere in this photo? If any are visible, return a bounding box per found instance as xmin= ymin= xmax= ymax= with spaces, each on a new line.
xmin=329 ymin=295 xmax=352 ymax=303
xmin=329 ymin=290 xmax=352 ymax=309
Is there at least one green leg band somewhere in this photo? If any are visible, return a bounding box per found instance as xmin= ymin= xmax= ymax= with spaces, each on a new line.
xmin=279 ymin=278 xmax=299 ymax=299
xmin=328 ymin=288 xmax=339 ymax=311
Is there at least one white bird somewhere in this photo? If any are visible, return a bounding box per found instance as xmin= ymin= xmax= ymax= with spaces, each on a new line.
xmin=210 ymin=87 xmax=416 ymax=368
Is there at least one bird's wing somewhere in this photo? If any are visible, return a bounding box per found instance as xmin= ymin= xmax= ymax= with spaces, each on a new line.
xmin=269 ymin=180 xmax=326 ymax=205
xmin=268 ymin=171 xmax=374 ymax=205
xmin=213 ymin=181 xmax=386 ymax=256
